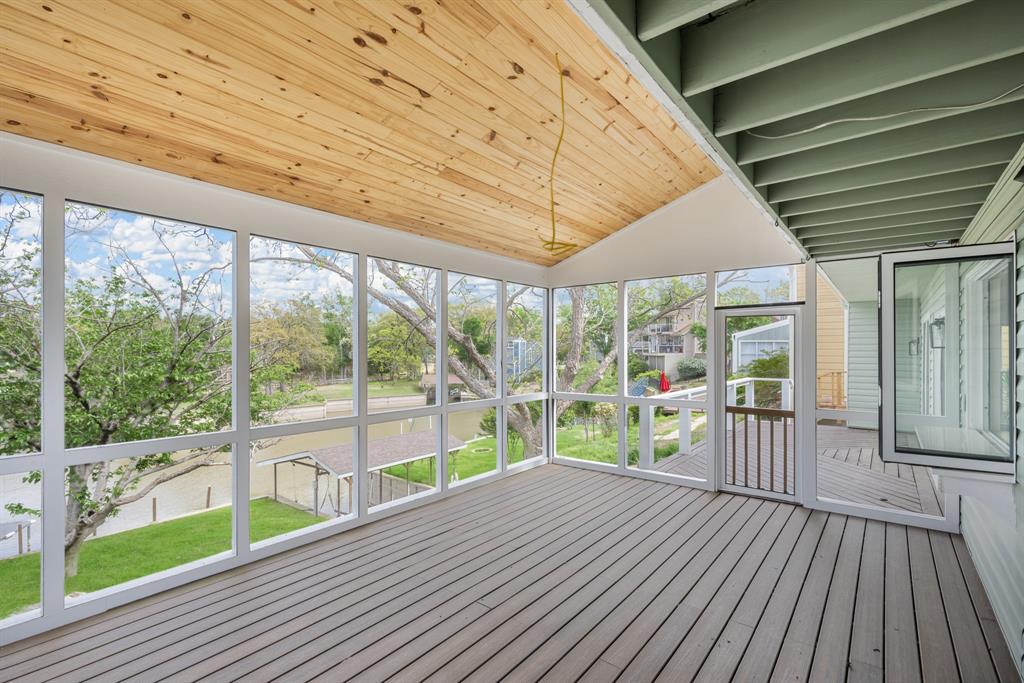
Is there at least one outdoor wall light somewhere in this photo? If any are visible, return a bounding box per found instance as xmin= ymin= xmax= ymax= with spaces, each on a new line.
xmin=908 ymin=337 xmax=920 ymax=356
xmin=929 ymin=317 xmax=946 ymax=349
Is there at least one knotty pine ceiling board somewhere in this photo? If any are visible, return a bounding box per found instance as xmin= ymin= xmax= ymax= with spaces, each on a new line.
xmin=0 ymin=0 xmax=720 ymax=264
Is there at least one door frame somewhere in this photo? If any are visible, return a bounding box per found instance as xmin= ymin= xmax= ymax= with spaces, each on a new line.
xmin=713 ymin=304 xmax=804 ymax=503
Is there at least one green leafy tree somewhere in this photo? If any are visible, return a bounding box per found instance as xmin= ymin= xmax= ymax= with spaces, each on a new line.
xmin=2 ymin=200 xmax=307 ymax=577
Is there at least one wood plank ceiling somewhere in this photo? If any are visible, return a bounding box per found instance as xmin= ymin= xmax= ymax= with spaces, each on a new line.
xmin=585 ymin=0 xmax=1024 ymax=258
xmin=0 ymin=0 xmax=720 ymax=265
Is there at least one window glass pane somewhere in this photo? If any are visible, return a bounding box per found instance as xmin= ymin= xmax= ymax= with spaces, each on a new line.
xmin=893 ymin=256 xmax=1013 ymax=462
xmin=554 ymin=284 xmax=617 ymax=394
xmin=505 ymin=284 xmax=545 ymax=395
xmin=817 ymin=260 xmax=877 ymax=411
xmin=507 ymin=401 xmax=544 ymax=465
xmin=716 ymin=264 xmax=801 ymax=306
xmin=447 ymin=273 xmax=497 ymax=401
xmin=1 ymin=190 xmax=43 ymax=456
xmin=368 ymin=417 xmax=438 ymax=508
xmin=250 ymin=428 xmax=354 ymax=545
xmin=1 ymin=469 xmax=42 ymax=620
xmin=63 ymin=448 xmax=232 ymax=603
xmin=250 ymin=237 xmax=355 ymax=425
xmin=626 ymin=275 xmax=707 ymax=397
xmin=555 ymin=399 xmax=618 ymax=464
xmin=64 ymin=202 xmax=234 ymax=447
xmin=367 ymin=258 xmax=438 ymax=414
xmin=447 ymin=407 xmax=497 ymax=484
xmin=627 ymin=406 xmax=708 ymax=480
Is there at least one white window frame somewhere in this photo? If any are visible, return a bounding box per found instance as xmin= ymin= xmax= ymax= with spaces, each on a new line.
xmin=880 ymin=243 xmax=1016 ymax=476
xmin=0 ymin=158 xmax=549 ymax=644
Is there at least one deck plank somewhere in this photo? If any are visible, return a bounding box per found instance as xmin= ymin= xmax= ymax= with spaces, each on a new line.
xmin=0 ymin=464 xmax=1012 ymax=683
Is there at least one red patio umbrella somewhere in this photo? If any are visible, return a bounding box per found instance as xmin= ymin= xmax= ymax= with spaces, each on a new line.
xmin=659 ymin=371 xmax=670 ymax=393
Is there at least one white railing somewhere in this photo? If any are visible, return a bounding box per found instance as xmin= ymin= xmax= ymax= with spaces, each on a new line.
xmin=636 ymin=376 xmax=793 ymax=470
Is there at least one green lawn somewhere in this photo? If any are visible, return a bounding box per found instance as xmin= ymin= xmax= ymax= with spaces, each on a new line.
xmin=381 ymin=435 xmax=536 ymax=487
xmin=558 ymin=412 xmax=707 ymax=466
xmin=309 ymin=379 xmax=422 ymax=402
xmin=0 ymin=498 xmax=319 ymax=619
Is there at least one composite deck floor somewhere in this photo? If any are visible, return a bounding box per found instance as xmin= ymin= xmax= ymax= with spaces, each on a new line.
xmin=653 ymin=423 xmax=944 ymax=515
xmin=0 ymin=465 xmax=1016 ymax=683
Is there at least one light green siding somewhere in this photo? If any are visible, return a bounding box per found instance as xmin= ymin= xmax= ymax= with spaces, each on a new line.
xmin=846 ymin=301 xmax=878 ymax=428
xmin=959 ymin=226 xmax=1024 ymax=679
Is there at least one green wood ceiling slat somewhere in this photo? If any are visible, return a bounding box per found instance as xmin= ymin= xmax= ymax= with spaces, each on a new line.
xmin=679 ymin=0 xmax=965 ymax=96
xmin=787 ymin=187 xmax=993 ymax=229
xmin=754 ymin=101 xmax=1024 ymax=186
xmin=777 ymin=167 xmax=1004 ymax=217
xmin=713 ymin=0 xmax=1024 ymax=135
xmin=738 ymin=54 xmax=1024 ymax=164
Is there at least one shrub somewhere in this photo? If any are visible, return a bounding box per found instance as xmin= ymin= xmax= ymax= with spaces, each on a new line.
xmin=676 ymin=357 xmax=707 ymax=380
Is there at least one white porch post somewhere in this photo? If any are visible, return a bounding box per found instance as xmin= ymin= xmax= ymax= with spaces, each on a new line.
xmin=781 ymin=379 xmax=792 ymax=410
xmin=678 ymin=408 xmax=691 ymax=455
xmin=639 ymin=405 xmax=654 ymax=469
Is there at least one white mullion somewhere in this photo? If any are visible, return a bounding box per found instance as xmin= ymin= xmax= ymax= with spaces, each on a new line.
xmin=544 ymin=286 xmax=553 ymax=461
xmin=505 ymin=392 xmax=547 ymax=405
xmin=801 ymin=261 xmax=818 ymax=506
xmin=249 ymin=415 xmax=360 ymax=441
xmin=232 ymin=231 xmax=251 ymax=557
xmin=364 ymin=405 xmax=444 ymax=424
xmin=498 ymin=279 xmax=507 ymax=473
xmin=356 ymin=254 xmax=368 ymax=517
xmin=63 ymin=430 xmax=239 ymax=467
xmin=616 ymin=280 xmax=627 ymax=471
xmin=446 ymin=397 xmax=503 ymax=413
xmin=39 ymin=191 xmax=65 ymax=619
xmin=704 ymin=270 xmax=718 ymax=492
xmin=0 ymin=454 xmax=42 ymax=476
xmin=438 ymin=268 xmax=448 ymax=492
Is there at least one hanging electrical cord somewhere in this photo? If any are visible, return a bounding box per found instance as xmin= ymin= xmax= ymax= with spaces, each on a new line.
xmin=744 ymin=82 xmax=1024 ymax=140
xmin=540 ymin=52 xmax=576 ymax=257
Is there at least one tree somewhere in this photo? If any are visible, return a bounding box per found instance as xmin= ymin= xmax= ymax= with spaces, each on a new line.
xmin=2 ymin=200 xmax=306 ymax=577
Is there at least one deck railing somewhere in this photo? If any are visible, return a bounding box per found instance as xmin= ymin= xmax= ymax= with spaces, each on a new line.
xmin=636 ymin=376 xmax=793 ymax=472
xmin=726 ymin=405 xmax=795 ymax=495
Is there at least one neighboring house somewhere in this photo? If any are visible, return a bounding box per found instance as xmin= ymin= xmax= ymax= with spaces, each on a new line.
xmin=630 ymin=302 xmax=704 ymax=380
xmin=731 ymin=319 xmax=791 ymax=373
xmin=505 ymin=338 xmax=542 ymax=382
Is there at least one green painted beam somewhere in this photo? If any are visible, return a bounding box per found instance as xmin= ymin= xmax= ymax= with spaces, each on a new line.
xmin=801 ymin=219 xmax=972 ymax=248
xmin=714 ymin=0 xmax=1024 ymax=135
xmin=679 ymin=0 xmax=965 ymax=96
xmin=636 ymin=0 xmax=734 ymax=42
xmin=788 ymin=188 xmax=992 ymax=229
xmin=777 ymin=167 xmax=1004 ymax=216
xmin=795 ymin=211 xmax=978 ymax=241
xmin=808 ymin=230 xmax=966 ymax=256
xmin=767 ymin=137 xmax=1022 ymax=203
xmin=962 ymin=141 xmax=1024 ymax=243
xmin=576 ymin=0 xmax=804 ymax=256
xmin=754 ymin=101 xmax=1024 ymax=186
xmin=739 ymin=54 xmax=1024 ymax=163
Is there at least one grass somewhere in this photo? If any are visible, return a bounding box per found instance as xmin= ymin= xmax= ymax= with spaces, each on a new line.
xmin=0 ymin=498 xmax=319 ymax=619
xmin=309 ymin=380 xmax=422 ymax=403
xmin=557 ymin=412 xmax=708 ymax=466
xmin=381 ymin=435 xmax=536 ymax=487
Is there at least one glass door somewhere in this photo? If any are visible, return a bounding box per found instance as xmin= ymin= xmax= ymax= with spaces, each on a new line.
xmin=880 ymin=243 xmax=1015 ymax=475
xmin=715 ymin=305 xmax=801 ymax=501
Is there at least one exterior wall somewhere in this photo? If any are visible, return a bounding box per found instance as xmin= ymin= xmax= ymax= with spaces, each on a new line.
xmin=815 ymin=273 xmax=848 ymax=408
xmin=959 ymin=228 xmax=1024 ymax=679
xmin=846 ymin=301 xmax=879 ymax=427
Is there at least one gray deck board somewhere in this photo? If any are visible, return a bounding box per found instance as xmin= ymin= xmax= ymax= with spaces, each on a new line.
xmin=0 ymin=465 xmax=1014 ymax=683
